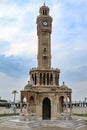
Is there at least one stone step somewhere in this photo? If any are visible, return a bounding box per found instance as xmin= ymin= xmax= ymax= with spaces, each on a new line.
xmin=0 ymin=121 xmax=31 ymax=129
xmin=0 ymin=118 xmax=85 ymax=129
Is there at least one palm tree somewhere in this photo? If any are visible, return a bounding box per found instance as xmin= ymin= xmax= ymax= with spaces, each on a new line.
xmin=12 ymin=90 xmax=18 ymax=103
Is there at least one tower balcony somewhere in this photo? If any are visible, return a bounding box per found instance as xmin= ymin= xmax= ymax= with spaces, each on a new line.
xmin=29 ymin=67 xmax=60 ymax=87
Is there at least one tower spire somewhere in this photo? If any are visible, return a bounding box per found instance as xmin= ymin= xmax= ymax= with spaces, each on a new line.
xmin=43 ymin=0 xmax=45 ymax=6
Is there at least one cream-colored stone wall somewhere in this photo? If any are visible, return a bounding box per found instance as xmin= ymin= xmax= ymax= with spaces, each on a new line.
xmin=20 ymin=4 xmax=72 ymax=120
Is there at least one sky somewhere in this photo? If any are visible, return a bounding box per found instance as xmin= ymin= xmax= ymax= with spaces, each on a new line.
xmin=0 ymin=0 xmax=87 ymax=102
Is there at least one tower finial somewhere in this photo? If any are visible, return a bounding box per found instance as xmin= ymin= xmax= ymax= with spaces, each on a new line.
xmin=43 ymin=0 xmax=45 ymax=6
xmin=63 ymin=81 xmax=65 ymax=85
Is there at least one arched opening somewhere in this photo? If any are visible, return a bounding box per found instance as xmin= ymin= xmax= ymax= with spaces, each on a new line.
xmin=43 ymin=10 xmax=47 ymax=15
xmin=35 ymin=73 xmax=37 ymax=85
xmin=40 ymin=73 xmax=42 ymax=85
xmin=32 ymin=74 xmax=34 ymax=85
xmin=22 ymin=97 xmax=27 ymax=113
xmin=23 ymin=97 xmax=27 ymax=107
xmin=50 ymin=73 xmax=53 ymax=85
xmin=59 ymin=96 xmax=64 ymax=113
xmin=43 ymin=48 xmax=46 ymax=53
xmin=47 ymin=73 xmax=49 ymax=85
xmin=30 ymin=96 xmax=34 ymax=105
xmin=43 ymin=73 xmax=45 ymax=85
xmin=29 ymin=96 xmax=35 ymax=112
xmin=42 ymin=98 xmax=51 ymax=120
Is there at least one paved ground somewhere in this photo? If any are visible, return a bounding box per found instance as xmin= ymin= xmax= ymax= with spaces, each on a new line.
xmin=0 ymin=126 xmax=86 ymax=130
xmin=33 ymin=126 xmax=87 ymax=130
xmin=0 ymin=107 xmax=87 ymax=130
xmin=0 ymin=116 xmax=87 ymax=130
xmin=0 ymin=127 xmax=21 ymax=130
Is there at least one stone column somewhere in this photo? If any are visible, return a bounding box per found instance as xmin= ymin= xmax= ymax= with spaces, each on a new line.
xmin=34 ymin=94 xmax=37 ymax=113
xmin=34 ymin=103 xmax=36 ymax=113
xmin=45 ymin=73 xmax=47 ymax=85
xmin=37 ymin=73 xmax=40 ymax=85
xmin=42 ymin=73 xmax=43 ymax=85
xmin=20 ymin=102 xmax=23 ymax=113
xmin=27 ymin=102 xmax=29 ymax=113
xmin=65 ymin=97 xmax=68 ymax=113
xmin=33 ymin=73 xmax=35 ymax=85
xmin=53 ymin=73 xmax=55 ymax=85
xmin=49 ymin=73 xmax=50 ymax=85
xmin=57 ymin=100 xmax=59 ymax=113
xmin=57 ymin=75 xmax=59 ymax=86
xmin=70 ymin=95 xmax=72 ymax=115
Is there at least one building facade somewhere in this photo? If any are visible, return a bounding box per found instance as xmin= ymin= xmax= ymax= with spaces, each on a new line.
xmin=20 ymin=3 xmax=72 ymax=120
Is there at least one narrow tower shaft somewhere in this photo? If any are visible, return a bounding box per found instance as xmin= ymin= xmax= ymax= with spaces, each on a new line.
xmin=36 ymin=4 xmax=52 ymax=69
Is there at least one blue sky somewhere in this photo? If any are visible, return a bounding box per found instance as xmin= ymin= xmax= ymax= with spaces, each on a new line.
xmin=0 ymin=0 xmax=87 ymax=102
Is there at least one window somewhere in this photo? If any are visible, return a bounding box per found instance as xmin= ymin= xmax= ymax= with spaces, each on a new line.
xmin=43 ymin=48 xmax=46 ymax=53
xmin=43 ymin=10 xmax=47 ymax=15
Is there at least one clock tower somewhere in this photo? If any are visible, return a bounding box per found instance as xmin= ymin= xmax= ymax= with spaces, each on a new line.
xmin=37 ymin=5 xmax=52 ymax=69
xmin=20 ymin=3 xmax=72 ymax=120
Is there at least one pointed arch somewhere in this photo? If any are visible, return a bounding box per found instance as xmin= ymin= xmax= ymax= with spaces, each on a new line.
xmin=29 ymin=96 xmax=34 ymax=105
xmin=50 ymin=73 xmax=53 ymax=85
xmin=35 ymin=73 xmax=37 ymax=85
xmin=42 ymin=97 xmax=51 ymax=120
xmin=40 ymin=73 xmax=42 ymax=85
xmin=59 ymin=96 xmax=64 ymax=113
xmin=47 ymin=73 xmax=49 ymax=85
xmin=29 ymin=96 xmax=35 ymax=113
xmin=43 ymin=73 xmax=46 ymax=85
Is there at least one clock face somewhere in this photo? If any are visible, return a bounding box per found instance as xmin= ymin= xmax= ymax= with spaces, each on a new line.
xmin=43 ymin=21 xmax=48 ymax=26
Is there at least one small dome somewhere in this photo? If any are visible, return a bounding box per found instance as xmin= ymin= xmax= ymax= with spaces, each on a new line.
xmin=61 ymin=82 xmax=68 ymax=88
xmin=24 ymin=81 xmax=32 ymax=90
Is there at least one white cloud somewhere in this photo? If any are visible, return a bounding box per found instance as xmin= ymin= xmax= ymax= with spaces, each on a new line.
xmin=0 ymin=26 xmax=18 ymax=41
xmin=0 ymin=0 xmax=87 ymax=101
xmin=0 ymin=2 xmax=38 ymax=57
xmin=51 ymin=0 xmax=87 ymax=69
xmin=0 ymin=72 xmax=28 ymax=101
xmin=4 ymin=30 xmax=37 ymax=57
xmin=50 ymin=2 xmax=62 ymax=27
xmin=66 ymin=0 xmax=87 ymax=4
xmin=71 ymin=81 xmax=87 ymax=102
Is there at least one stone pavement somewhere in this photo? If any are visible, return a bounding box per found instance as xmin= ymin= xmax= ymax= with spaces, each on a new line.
xmin=72 ymin=115 xmax=87 ymax=121
xmin=0 ymin=127 xmax=21 ymax=130
xmin=0 ymin=107 xmax=87 ymax=130
xmin=0 ymin=116 xmax=87 ymax=130
xmin=34 ymin=127 xmax=87 ymax=130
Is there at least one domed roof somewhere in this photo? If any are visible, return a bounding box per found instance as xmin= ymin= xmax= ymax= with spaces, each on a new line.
xmin=61 ymin=82 xmax=68 ymax=88
xmin=24 ymin=81 xmax=32 ymax=90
